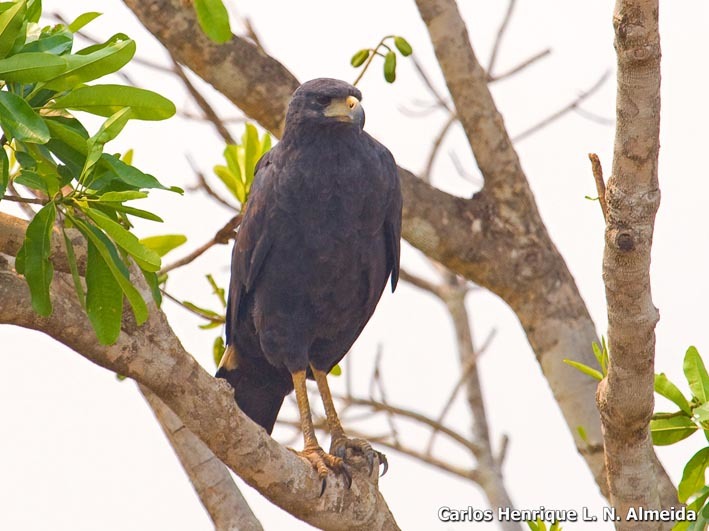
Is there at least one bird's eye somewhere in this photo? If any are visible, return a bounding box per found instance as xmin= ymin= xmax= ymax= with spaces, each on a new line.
xmin=315 ymin=95 xmax=330 ymax=106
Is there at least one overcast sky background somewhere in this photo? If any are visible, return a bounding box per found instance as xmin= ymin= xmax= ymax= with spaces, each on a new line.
xmin=1 ymin=1 xmax=708 ymax=530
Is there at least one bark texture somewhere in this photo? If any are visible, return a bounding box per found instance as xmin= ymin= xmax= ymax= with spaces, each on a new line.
xmin=140 ymin=385 xmax=264 ymax=531
xmin=596 ymin=1 xmax=665 ymax=528
xmin=120 ymin=0 xmax=679 ymax=503
xmin=0 ymin=221 xmax=399 ymax=531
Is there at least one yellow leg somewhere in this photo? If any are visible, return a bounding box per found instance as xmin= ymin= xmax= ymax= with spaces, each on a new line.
xmin=311 ymin=366 xmax=388 ymax=476
xmin=291 ymin=370 xmax=349 ymax=493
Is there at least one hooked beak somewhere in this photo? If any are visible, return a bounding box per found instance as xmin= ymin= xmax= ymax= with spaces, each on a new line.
xmin=324 ymin=95 xmax=365 ymax=128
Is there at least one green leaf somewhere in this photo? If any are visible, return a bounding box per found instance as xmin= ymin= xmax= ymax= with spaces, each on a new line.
xmin=61 ymin=227 xmax=85 ymax=309
xmin=182 ymin=301 xmax=224 ymax=322
xmin=393 ymin=36 xmax=412 ymax=56
xmin=0 ymin=0 xmax=25 ymax=59
xmin=97 ymin=191 xmax=148 ymax=202
xmin=96 ymin=153 xmax=169 ymax=191
xmin=193 ymin=0 xmax=231 ymax=44
xmin=563 ymin=359 xmax=603 ymax=381
xmin=213 ymin=336 xmax=225 ymax=368
xmin=18 ymin=202 xmax=56 ymax=316
xmin=21 ymin=25 xmax=73 ymax=55
xmin=0 ymin=52 xmax=67 ymax=81
xmin=650 ymin=415 xmax=698 ymax=446
xmin=350 ymin=49 xmax=370 ymax=67
xmin=15 ymin=169 xmax=60 ymax=196
xmin=330 ymin=364 xmax=342 ymax=376
xmin=242 ymin=123 xmax=259 ymax=188
xmin=139 ymin=234 xmax=187 ymax=258
xmin=43 ymin=35 xmax=136 ymax=91
xmin=50 ymin=84 xmax=176 ymax=120
xmin=68 ymin=11 xmax=102 ymax=33
xmin=83 ymin=206 xmax=161 ymax=272
xmin=141 ymin=269 xmax=162 ymax=306
xmin=206 ymin=273 xmax=226 ymax=307
xmin=383 ymin=51 xmax=396 ymax=83
xmin=0 ymin=146 xmax=8 ymax=199
xmin=104 ymin=202 xmax=163 ymax=222
xmin=679 ymin=447 xmax=709 ymax=502
xmin=86 ymin=237 xmax=123 ymax=344
xmin=684 ymin=346 xmax=709 ymax=403
xmin=81 ymin=108 xmax=133 ymax=182
xmin=655 ymin=373 xmax=692 ymax=415
xmin=214 ymin=164 xmax=245 ymax=203
xmin=26 ymin=0 xmax=40 ymax=23
xmin=0 ymin=91 xmax=50 ymax=143
xmin=694 ymin=403 xmax=709 ymax=423
xmin=69 ymin=214 xmax=148 ymax=325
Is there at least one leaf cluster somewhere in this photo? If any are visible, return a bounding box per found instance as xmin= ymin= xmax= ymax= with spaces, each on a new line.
xmin=1 ymin=1 xmax=179 ymax=344
xmin=350 ymin=35 xmax=413 ymax=85
xmin=213 ymin=122 xmax=271 ymax=206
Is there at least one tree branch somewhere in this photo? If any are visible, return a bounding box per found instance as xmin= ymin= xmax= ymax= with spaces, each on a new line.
xmin=595 ymin=1 xmax=668 ymax=528
xmin=0 ymin=214 xmax=400 ymax=531
xmin=139 ymin=385 xmax=264 ymax=531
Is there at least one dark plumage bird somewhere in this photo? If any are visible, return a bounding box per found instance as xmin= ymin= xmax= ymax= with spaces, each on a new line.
xmin=216 ymin=78 xmax=401 ymax=489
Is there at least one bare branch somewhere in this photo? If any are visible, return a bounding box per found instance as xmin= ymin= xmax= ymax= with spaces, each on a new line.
xmin=487 ymin=0 xmax=517 ymax=76
xmin=422 ymin=113 xmax=458 ymax=183
xmin=140 ymin=385 xmax=263 ymax=531
xmin=160 ymin=214 xmax=242 ymax=275
xmin=512 ymin=71 xmax=610 ymax=142
xmin=170 ymin=58 xmax=236 ymax=145
xmin=1 ymin=195 xmax=46 ymax=205
xmin=488 ymin=48 xmax=551 ymax=82
xmin=588 ymin=153 xmax=608 ymax=222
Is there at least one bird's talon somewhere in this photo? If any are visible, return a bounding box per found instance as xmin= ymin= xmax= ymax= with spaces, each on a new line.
xmin=294 ymin=446 xmax=348 ymax=494
xmin=379 ymin=451 xmax=389 ymax=476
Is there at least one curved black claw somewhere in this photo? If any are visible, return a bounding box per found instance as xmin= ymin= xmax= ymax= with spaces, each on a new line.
xmin=378 ymin=451 xmax=388 ymax=476
xmin=330 ymin=436 xmax=389 ymax=477
xmin=291 ymin=446 xmax=350 ymax=496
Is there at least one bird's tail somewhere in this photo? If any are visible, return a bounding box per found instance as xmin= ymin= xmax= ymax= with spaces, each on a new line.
xmin=216 ymin=345 xmax=290 ymax=434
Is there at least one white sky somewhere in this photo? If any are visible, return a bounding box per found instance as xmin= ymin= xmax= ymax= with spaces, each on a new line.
xmin=1 ymin=1 xmax=708 ymax=530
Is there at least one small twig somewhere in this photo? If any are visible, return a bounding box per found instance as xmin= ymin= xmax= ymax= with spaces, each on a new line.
xmin=2 ymin=195 xmax=46 ymax=205
xmin=588 ymin=153 xmax=608 ymax=221
xmin=425 ymin=328 xmax=497 ymax=456
xmin=6 ymin=182 xmax=39 ymax=218
xmin=186 ymin=155 xmax=240 ymax=212
xmin=171 ymin=58 xmax=235 ymax=145
xmin=160 ymin=214 xmax=242 ymax=275
xmin=487 ymin=0 xmax=517 ymax=77
xmin=488 ymin=48 xmax=551 ymax=82
xmin=411 ymin=56 xmax=452 ymax=113
xmin=422 ymin=113 xmax=458 ymax=183
xmin=399 ymin=268 xmax=445 ymax=298
xmin=513 ymin=71 xmax=611 ymax=142
xmin=335 ymin=395 xmax=482 ymax=455
xmin=242 ymin=16 xmax=265 ymax=52
xmin=449 ymin=151 xmax=483 ymax=186
xmin=573 ymin=106 xmax=614 ymax=126
xmin=161 ymin=289 xmax=225 ymax=323
xmin=370 ymin=346 xmax=400 ymax=445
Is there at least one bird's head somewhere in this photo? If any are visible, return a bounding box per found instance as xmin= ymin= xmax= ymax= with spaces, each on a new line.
xmin=285 ymin=78 xmax=365 ymax=132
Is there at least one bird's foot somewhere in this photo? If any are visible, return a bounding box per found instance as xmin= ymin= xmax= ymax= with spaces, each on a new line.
xmin=330 ymin=436 xmax=388 ymax=477
xmin=292 ymin=446 xmax=351 ymax=495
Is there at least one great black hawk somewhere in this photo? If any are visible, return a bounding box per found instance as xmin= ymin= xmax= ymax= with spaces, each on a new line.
xmin=216 ymin=78 xmax=402 ymax=490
